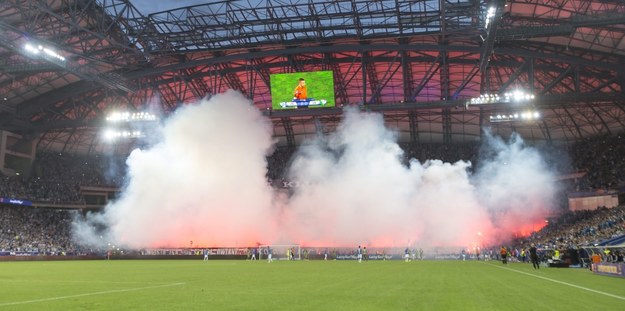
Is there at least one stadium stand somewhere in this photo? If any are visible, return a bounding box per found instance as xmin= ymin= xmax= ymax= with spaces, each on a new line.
xmin=1 ymin=137 xmax=624 ymax=260
xmin=3 ymin=9 xmax=625 ymax=306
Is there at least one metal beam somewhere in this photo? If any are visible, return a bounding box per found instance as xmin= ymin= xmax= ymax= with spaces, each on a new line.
xmin=281 ymin=117 xmax=295 ymax=148
xmin=408 ymin=110 xmax=418 ymax=144
xmin=410 ymin=56 xmax=441 ymax=101
xmin=479 ymin=1 xmax=505 ymax=73
xmin=498 ymin=60 xmax=529 ymax=93
xmin=540 ymin=64 xmax=574 ymax=95
xmin=496 ymin=25 xmax=573 ymax=41
xmin=401 ymin=48 xmax=413 ymax=102
xmin=452 ymin=62 xmax=480 ymax=100
xmin=5 ymin=92 xmax=623 ymax=134
xmin=369 ymin=52 xmax=402 ymax=104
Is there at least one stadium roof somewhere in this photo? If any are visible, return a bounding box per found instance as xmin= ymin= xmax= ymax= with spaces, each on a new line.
xmin=0 ymin=0 xmax=624 ymax=154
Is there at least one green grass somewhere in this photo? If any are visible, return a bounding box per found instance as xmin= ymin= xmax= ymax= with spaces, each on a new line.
xmin=1 ymin=260 xmax=624 ymax=310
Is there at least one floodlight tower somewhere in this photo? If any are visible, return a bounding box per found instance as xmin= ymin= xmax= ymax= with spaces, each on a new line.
xmin=102 ymin=110 xmax=159 ymax=142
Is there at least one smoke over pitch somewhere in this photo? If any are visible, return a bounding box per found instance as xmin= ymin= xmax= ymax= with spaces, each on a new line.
xmin=73 ymin=91 xmax=557 ymax=248
xmin=75 ymin=91 xmax=278 ymax=248
xmin=284 ymin=110 xmax=556 ymax=247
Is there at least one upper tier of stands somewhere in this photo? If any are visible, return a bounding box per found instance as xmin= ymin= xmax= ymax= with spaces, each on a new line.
xmin=2 ymin=134 xmax=624 ymax=205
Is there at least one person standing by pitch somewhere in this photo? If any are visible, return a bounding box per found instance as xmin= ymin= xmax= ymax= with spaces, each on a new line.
xmin=529 ymin=244 xmax=540 ymax=269
xmin=500 ymin=246 xmax=508 ymax=264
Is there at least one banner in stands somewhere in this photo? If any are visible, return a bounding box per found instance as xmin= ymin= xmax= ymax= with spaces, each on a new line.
xmin=0 ymin=197 xmax=32 ymax=206
xmin=0 ymin=251 xmax=39 ymax=256
xmin=335 ymin=254 xmax=396 ymax=260
xmin=592 ymin=262 xmax=625 ymax=278
xmin=143 ymin=248 xmax=249 ymax=256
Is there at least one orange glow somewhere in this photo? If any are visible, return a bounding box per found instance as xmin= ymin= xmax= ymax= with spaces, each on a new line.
xmin=512 ymin=219 xmax=548 ymax=238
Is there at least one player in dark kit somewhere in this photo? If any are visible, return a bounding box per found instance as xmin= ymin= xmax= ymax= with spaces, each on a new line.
xmin=529 ymin=244 xmax=540 ymax=269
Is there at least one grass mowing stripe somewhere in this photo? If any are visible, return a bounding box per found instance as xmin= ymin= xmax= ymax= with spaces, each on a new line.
xmin=1 ymin=280 xmax=170 ymax=285
xmin=0 ymin=282 xmax=185 ymax=307
xmin=485 ymin=262 xmax=625 ymax=301
xmin=3 ymin=260 xmax=624 ymax=310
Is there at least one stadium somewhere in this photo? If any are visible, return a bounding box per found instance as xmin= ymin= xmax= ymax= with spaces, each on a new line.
xmin=1 ymin=0 xmax=625 ymax=309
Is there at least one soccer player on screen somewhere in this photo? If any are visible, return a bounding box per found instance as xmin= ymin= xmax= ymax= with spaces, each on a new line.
xmin=293 ymin=78 xmax=307 ymax=100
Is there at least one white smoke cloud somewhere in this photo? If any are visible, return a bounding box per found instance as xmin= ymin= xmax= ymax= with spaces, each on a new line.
xmin=473 ymin=131 xmax=557 ymax=239
xmin=284 ymin=108 xmax=494 ymax=248
xmin=73 ymin=91 xmax=558 ymax=250
xmin=76 ymin=90 xmax=277 ymax=248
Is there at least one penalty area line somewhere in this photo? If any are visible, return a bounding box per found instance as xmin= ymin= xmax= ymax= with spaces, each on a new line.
xmin=486 ymin=262 xmax=625 ymax=301
xmin=0 ymin=282 xmax=185 ymax=307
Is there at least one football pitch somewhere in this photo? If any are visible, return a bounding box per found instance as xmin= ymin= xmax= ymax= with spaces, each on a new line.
xmin=1 ymin=259 xmax=624 ymax=310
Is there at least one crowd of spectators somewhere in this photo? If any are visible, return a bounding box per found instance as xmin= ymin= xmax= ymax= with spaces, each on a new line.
xmin=265 ymin=146 xmax=295 ymax=183
xmin=0 ymin=205 xmax=80 ymax=255
xmin=568 ymin=134 xmax=625 ymax=191
xmin=505 ymin=204 xmax=625 ymax=266
xmin=0 ymin=134 xmax=624 ymax=256
xmin=512 ymin=205 xmax=625 ymax=249
xmin=0 ymin=152 xmax=126 ymax=204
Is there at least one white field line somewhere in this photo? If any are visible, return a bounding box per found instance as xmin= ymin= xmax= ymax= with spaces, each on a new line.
xmin=487 ymin=262 xmax=625 ymax=301
xmin=1 ymin=279 xmax=167 ymax=285
xmin=0 ymin=282 xmax=185 ymax=307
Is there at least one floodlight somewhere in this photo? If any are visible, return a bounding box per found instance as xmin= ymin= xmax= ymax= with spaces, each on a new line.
xmin=106 ymin=111 xmax=158 ymax=123
xmin=103 ymin=129 xmax=117 ymax=141
xmin=485 ymin=7 xmax=497 ymax=29
xmin=468 ymin=89 xmax=535 ymax=107
xmin=489 ymin=110 xmax=541 ymax=123
xmin=24 ymin=43 xmax=66 ymax=62
xmin=102 ymin=128 xmax=143 ymax=142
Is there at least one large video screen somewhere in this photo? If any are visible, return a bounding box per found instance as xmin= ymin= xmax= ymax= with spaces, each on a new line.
xmin=270 ymin=71 xmax=335 ymax=110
